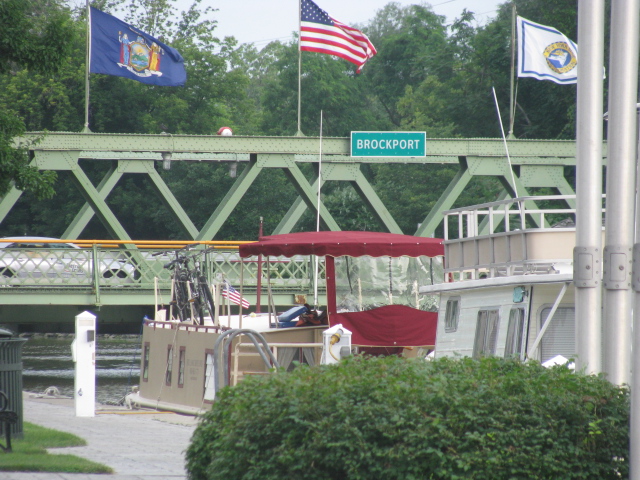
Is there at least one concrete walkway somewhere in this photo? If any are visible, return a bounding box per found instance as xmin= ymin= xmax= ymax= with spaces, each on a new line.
xmin=3 ymin=393 xmax=200 ymax=480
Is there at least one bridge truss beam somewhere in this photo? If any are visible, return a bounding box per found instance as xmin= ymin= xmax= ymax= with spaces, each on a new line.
xmin=5 ymin=132 xmax=601 ymax=240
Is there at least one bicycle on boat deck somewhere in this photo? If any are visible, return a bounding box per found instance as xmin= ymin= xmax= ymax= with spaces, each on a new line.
xmin=158 ymin=245 xmax=216 ymax=324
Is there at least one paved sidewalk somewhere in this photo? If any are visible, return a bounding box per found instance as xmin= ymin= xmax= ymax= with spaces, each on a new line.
xmin=3 ymin=393 xmax=200 ymax=480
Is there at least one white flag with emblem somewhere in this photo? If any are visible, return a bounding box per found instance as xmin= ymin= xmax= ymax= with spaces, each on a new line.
xmin=516 ymin=16 xmax=578 ymax=85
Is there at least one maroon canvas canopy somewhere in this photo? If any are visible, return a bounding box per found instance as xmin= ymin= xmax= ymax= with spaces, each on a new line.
xmin=239 ymin=231 xmax=443 ymax=340
xmin=333 ymin=305 xmax=437 ymax=348
xmin=239 ymin=231 xmax=443 ymax=258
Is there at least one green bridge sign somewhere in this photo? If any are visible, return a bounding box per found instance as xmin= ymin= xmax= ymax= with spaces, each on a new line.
xmin=351 ymin=131 xmax=426 ymax=157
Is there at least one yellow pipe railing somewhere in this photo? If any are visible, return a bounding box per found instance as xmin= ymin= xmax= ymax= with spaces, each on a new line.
xmin=1 ymin=239 xmax=253 ymax=249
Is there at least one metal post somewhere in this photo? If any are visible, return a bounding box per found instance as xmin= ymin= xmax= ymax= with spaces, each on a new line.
xmin=632 ymin=105 xmax=640 ymax=480
xmin=508 ymin=3 xmax=516 ymax=138
xmin=72 ymin=311 xmax=96 ymax=417
xmin=573 ymin=0 xmax=605 ymax=375
xmin=603 ymin=0 xmax=639 ymax=386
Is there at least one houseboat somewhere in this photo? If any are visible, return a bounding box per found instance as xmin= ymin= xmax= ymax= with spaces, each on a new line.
xmin=135 ymin=231 xmax=444 ymax=414
xmin=420 ymin=195 xmax=582 ymax=364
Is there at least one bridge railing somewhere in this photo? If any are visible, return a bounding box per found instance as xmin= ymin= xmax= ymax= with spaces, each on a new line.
xmin=0 ymin=240 xmax=324 ymax=295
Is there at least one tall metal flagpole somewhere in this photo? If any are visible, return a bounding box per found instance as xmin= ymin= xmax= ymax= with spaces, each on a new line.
xmin=296 ymin=0 xmax=304 ymax=136
xmin=603 ymin=0 xmax=639 ymax=387
xmin=507 ymin=3 xmax=516 ymax=139
xmin=492 ymin=87 xmax=518 ymax=199
xmin=84 ymin=0 xmax=91 ymax=133
xmin=316 ymin=110 xmax=323 ymax=232
xmin=574 ymin=0 xmax=604 ymax=376
xmin=313 ymin=110 xmax=323 ymax=306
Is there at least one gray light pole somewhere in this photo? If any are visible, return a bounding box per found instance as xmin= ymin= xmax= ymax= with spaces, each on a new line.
xmin=574 ymin=0 xmax=605 ymax=375
xmin=631 ymin=102 xmax=640 ymax=479
xmin=602 ymin=0 xmax=639 ymax=386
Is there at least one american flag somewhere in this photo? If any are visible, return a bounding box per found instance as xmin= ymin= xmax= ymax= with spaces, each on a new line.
xmin=300 ymin=0 xmax=377 ymax=73
xmin=222 ymin=281 xmax=250 ymax=309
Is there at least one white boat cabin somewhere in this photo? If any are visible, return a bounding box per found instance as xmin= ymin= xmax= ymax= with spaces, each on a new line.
xmin=421 ymin=195 xmax=591 ymax=363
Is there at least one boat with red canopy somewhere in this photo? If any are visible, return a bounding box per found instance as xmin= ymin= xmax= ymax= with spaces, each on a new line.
xmin=136 ymin=231 xmax=443 ymax=414
xmin=239 ymin=231 xmax=444 ymax=354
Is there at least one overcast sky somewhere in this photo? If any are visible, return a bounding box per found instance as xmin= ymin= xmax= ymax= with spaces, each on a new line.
xmin=177 ymin=0 xmax=505 ymax=47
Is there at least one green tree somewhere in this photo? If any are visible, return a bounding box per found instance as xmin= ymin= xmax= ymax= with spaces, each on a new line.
xmin=0 ymin=0 xmax=599 ymax=239
xmin=459 ymin=0 xmax=594 ymax=140
xmin=86 ymin=0 xmax=253 ymax=135
xmin=259 ymin=40 xmax=390 ymax=137
xmin=0 ymin=0 xmax=76 ymax=199
xmin=364 ymin=3 xmax=452 ymax=127
xmin=0 ymin=0 xmax=261 ymax=238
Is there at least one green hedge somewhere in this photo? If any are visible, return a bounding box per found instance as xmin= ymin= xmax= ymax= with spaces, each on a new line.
xmin=186 ymin=356 xmax=629 ymax=480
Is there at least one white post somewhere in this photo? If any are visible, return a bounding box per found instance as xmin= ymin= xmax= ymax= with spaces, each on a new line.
xmin=72 ymin=311 xmax=96 ymax=417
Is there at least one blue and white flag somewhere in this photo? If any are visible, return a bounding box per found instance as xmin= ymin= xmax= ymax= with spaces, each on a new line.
xmin=89 ymin=7 xmax=186 ymax=86
xmin=516 ymin=16 xmax=578 ymax=85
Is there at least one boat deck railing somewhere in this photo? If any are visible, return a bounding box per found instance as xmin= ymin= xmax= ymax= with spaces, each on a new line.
xmin=442 ymin=195 xmax=604 ymax=281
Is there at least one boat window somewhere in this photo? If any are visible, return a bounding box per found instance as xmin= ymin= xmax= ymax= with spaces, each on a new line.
xmin=178 ymin=347 xmax=186 ymax=387
xmin=473 ymin=309 xmax=500 ymax=359
xmin=334 ymin=255 xmax=443 ymax=312
xmin=142 ymin=342 xmax=150 ymax=382
xmin=276 ymin=347 xmax=317 ymax=371
xmin=444 ymin=297 xmax=460 ymax=332
xmin=203 ymin=350 xmax=215 ymax=402
xmin=540 ymin=306 xmax=575 ymax=363
xmin=165 ymin=345 xmax=173 ymax=386
xmin=505 ymin=308 xmax=526 ymax=358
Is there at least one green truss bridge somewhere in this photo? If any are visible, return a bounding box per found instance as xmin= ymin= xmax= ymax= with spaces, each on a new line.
xmin=0 ymin=132 xmax=597 ymax=332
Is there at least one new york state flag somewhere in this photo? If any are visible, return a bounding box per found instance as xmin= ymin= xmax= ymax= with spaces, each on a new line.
xmin=89 ymin=7 xmax=186 ymax=86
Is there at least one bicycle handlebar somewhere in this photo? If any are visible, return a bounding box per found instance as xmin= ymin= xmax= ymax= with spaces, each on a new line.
xmin=153 ymin=243 xmax=201 ymax=257
xmin=163 ymin=255 xmax=189 ymax=269
xmin=161 ymin=244 xmax=217 ymax=270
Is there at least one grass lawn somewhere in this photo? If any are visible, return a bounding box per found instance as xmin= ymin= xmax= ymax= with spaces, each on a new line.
xmin=0 ymin=422 xmax=113 ymax=473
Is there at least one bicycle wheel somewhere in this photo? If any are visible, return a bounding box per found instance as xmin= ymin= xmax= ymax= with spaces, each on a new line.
xmin=173 ymin=274 xmax=191 ymax=322
xmin=198 ymin=275 xmax=216 ymax=318
xmin=189 ymin=279 xmax=206 ymax=324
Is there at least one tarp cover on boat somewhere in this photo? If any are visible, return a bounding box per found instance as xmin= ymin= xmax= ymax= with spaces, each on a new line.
xmin=333 ymin=305 xmax=437 ymax=347
xmin=239 ymin=231 xmax=444 ymax=258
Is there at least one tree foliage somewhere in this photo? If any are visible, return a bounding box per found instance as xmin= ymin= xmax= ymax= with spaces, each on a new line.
xmin=0 ymin=0 xmax=602 ymax=238
xmin=186 ymin=356 xmax=630 ymax=480
xmin=0 ymin=0 xmax=77 ymax=199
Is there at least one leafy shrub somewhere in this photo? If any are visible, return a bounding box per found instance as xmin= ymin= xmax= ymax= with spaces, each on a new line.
xmin=186 ymin=356 xmax=629 ymax=480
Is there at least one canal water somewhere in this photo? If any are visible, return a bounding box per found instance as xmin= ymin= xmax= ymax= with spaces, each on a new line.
xmin=21 ymin=335 xmax=142 ymax=405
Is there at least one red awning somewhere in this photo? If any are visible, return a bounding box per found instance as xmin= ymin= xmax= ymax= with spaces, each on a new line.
xmin=239 ymin=231 xmax=443 ymax=258
xmin=331 ymin=305 xmax=437 ymax=347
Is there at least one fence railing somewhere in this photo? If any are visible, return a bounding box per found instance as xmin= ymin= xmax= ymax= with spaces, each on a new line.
xmin=0 ymin=240 xmax=324 ymax=294
xmin=443 ymin=195 xmax=590 ymax=240
xmin=441 ymin=196 xmax=605 ymax=281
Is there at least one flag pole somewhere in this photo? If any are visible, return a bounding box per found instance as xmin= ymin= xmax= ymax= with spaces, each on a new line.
xmin=84 ymin=0 xmax=91 ymax=132
xmin=508 ymin=2 xmax=516 ymax=138
xmin=313 ymin=110 xmax=323 ymax=306
xmin=84 ymin=0 xmax=91 ymax=133
xmin=492 ymin=87 xmax=519 ymax=199
xmin=316 ymin=109 xmax=323 ymax=232
xmin=256 ymin=216 xmax=263 ymax=313
xmin=296 ymin=0 xmax=304 ymax=136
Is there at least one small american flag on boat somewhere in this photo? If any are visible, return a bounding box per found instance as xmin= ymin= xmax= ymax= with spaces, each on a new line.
xmin=222 ymin=281 xmax=250 ymax=309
